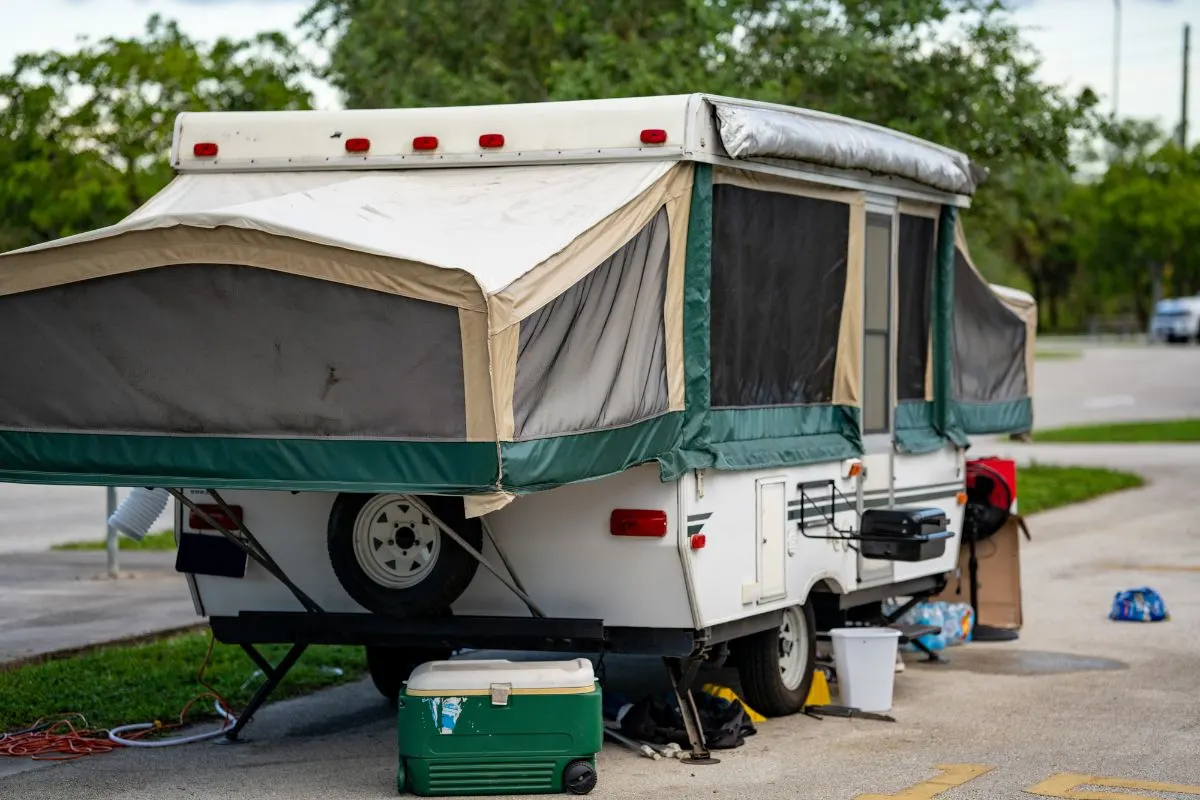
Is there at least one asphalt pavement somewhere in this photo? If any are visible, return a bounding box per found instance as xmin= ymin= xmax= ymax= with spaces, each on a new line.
xmin=4 ymin=341 xmax=1200 ymax=798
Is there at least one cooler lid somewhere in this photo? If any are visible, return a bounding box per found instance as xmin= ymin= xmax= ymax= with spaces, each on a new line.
xmin=405 ymin=658 xmax=596 ymax=695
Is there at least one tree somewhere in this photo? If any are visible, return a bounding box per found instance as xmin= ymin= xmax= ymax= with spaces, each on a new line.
xmin=0 ymin=15 xmax=314 ymax=250
xmin=301 ymin=0 xmax=744 ymax=108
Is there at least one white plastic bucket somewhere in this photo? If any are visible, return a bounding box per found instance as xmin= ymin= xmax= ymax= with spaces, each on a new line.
xmin=108 ymin=487 xmax=171 ymax=542
xmin=829 ymin=627 xmax=902 ymax=712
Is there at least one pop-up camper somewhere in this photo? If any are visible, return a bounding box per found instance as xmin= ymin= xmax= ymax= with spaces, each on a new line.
xmin=0 ymin=94 xmax=1035 ymax=749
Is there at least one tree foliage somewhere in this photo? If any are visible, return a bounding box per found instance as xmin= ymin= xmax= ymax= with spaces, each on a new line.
xmin=0 ymin=15 xmax=313 ymax=251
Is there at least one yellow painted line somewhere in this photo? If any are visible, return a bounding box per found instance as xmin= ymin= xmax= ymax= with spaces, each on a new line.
xmin=855 ymin=764 xmax=995 ymax=799
xmin=1095 ymin=562 xmax=1200 ymax=573
xmin=1026 ymin=772 xmax=1200 ymax=799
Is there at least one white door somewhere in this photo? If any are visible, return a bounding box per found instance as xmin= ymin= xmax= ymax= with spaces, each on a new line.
xmin=858 ymin=196 xmax=897 ymax=586
xmin=757 ymin=478 xmax=788 ymax=603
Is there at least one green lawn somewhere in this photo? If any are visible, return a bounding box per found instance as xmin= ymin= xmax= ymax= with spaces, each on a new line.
xmin=0 ymin=632 xmax=366 ymax=732
xmin=52 ymin=528 xmax=177 ymax=551
xmin=1034 ymin=348 xmax=1082 ymax=360
xmin=1035 ymin=418 xmax=1200 ymax=444
xmin=1017 ymin=464 xmax=1144 ymax=515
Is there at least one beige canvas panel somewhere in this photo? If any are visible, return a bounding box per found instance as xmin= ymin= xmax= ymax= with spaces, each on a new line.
xmin=713 ymin=166 xmax=863 ymax=205
xmin=459 ymin=309 xmax=496 ymax=441
xmin=833 ymin=196 xmax=866 ymax=406
xmin=897 ymin=199 xmax=940 ymax=219
xmin=955 ymin=217 xmax=1038 ymax=397
xmin=663 ymin=172 xmax=693 ymax=411
xmin=490 ymin=325 xmax=520 ymax=443
xmin=489 ymin=163 xmax=695 ymax=332
xmin=924 ymin=338 xmax=934 ymax=401
xmin=0 ymin=225 xmax=486 ymax=310
xmin=464 ymin=492 xmax=515 ymax=519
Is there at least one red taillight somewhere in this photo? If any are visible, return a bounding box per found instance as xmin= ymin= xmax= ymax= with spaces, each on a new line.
xmin=413 ymin=136 xmax=439 ymax=151
xmin=640 ymin=129 xmax=668 ymax=145
xmin=690 ymin=534 xmax=707 ymax=550
xmin=479 ymin=133 xmax=505 ymax=149
xmin=345 ymin=137 xmax=370 ymax=153
xmin=193 ymin=142 xmax=218 ymax=157
xmin=610 ymin=509 xmax=668 ymax=538
xmin=188 ymin=504 xmax=244 ymax=532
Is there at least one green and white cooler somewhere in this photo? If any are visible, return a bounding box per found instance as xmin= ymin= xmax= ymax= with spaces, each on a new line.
xmin=397 ymin=658 xmax=603 ymax=796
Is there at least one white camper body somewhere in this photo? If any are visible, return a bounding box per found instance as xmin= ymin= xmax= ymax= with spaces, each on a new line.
xmin=0 ymin=94 xmax=1034 ymax=731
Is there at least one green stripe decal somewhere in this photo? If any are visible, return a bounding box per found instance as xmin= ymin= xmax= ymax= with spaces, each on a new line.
xmin=0 ymin=430 xmax=499 ymax=493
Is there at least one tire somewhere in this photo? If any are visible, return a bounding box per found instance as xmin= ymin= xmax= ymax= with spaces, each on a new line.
xmin=735 ymin=603 xmax=817 ymax=718
xmin=366 ymin=644 xmax=453 ymax=706
xmin=327 ymin=493 xmax=483 ymax=618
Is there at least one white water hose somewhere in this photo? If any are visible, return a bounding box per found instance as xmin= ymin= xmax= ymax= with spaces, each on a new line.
xmin=107 ymin=487 xmax=171 ymax=542
xmin=108 ymin=701 xmax=237 ymax=748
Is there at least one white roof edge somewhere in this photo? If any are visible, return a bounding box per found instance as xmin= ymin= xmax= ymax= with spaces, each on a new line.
xmin=170 ymin=93 xmax=977 ymax=200
xmin=990 ymin=283 xmax=1036 ymax=305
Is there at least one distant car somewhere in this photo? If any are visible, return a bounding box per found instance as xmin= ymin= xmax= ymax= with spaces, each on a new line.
xmin=1149 ymin=296 xmax=1200 ymax=343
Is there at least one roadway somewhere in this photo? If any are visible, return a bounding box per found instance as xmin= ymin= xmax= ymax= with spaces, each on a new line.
xmin=4 ymin=341 xmax=1200 ymax=798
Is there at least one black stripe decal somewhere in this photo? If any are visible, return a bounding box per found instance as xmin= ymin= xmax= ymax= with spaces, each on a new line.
xmin=787 ymin=490 xmax=959 ymax=525
xmin=788 ymin=482 xmax=962 ymax=507
xmin=687 ymin=524 xmax=705 ymax=535
xmin=687 ymin=512 xmax=713 ymax=522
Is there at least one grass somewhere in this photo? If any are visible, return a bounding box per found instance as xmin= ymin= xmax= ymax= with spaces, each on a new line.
xmin=1017 ymin=464 xmax=1144 ymax=515
xmin=1035 ymin=418 xmax=1200 ymax=444
xmin=52 ymin=528 xmax=177 ymax=552
xmin=1035 ymin=347 xmax=1082 ymax=360
xmin=0 ymin=631 xmax=367 ymax=732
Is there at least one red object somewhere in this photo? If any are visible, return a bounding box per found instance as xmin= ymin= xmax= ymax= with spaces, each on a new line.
xmin=689 ymin=533 xmax=707 ymax=550
xmin=478 ymin=133 xmax=505 ymax=149
xmin=345 ymin=137 xmax=371 ymax=153
xmin=188 ymin=504 xmax=244 ymax=531
xmin=640 ymin=129 xmax=668 ymax=145
xmin=412 ymin=136 xmax=439 ymax=151
xmin=610 ymin=509 xmax=668 ymax=538
xmin=966 ymin=456 xmax=1018 ymax=511
xmin=193 ymin=142 xmax=218 ymax=157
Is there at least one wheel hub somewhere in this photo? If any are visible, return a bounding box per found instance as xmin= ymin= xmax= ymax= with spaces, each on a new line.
xmin=777 ymin=606 xmax=808 ymax=691
xmin=352 ymin=495 xmax=442 ymax=589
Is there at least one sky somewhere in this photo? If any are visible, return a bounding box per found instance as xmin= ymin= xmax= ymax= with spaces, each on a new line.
xmin=2 ymin=0 xmax=1198 ymax=139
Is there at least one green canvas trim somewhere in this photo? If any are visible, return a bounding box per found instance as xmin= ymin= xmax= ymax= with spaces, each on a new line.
xmin=894 ymin=401 xmax=948 ymax=455
xmin=673 ymin=162 xmax=714 ymax=475
xmin=705 ymin=405 xmax=862 ymax=470
xmin=0 ymin=430 xmax=499 ymax=493
xmin=500 ymin=413 xmax=683 ymax=492
xmin=933 ymin=204 xmax=958 ymax=442
xmin=952 ymin=397 xmax=1033 ymax=435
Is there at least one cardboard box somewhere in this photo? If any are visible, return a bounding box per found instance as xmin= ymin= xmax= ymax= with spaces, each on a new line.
xmin=933 ymin=516 xmax=1023 ymax=629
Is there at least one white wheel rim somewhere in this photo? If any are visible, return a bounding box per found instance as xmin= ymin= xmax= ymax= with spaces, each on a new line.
xmin=778 ymin=606 xmax=808 ymax=691
xmin=352 ymin=495 xmax=441 ymax=589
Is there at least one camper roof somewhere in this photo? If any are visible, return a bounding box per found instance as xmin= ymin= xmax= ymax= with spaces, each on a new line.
xmin=172 ymin=94 xmax=982 ymax=205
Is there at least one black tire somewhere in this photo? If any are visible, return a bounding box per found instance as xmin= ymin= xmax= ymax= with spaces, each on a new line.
xmin=563 ymin=760 xmax=598 ymax=795
xmin=366 ymin=644 xmax=453 ymax=706
xmin=735 ymin=603 xmax=817 ymax=718
xmin=327 ymin=493 xmax=483 ymax=618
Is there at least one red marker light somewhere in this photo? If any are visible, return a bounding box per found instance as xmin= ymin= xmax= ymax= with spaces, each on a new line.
xmin=193 ymin=142 xmax=219 ymax=157
xmin=413 ymin=136 xmax=439 ymax=151
xmin=640 ymin=129 xmax=668 ymax=145
xmin=610 ymin=509 xmax=668 ymax=538
xmin=479 ymin=133 xmax=505 ymax=149
xmin=345 ymin=137 xmax=370 ymax=153
xmin=690 ymin=534 xmax=707 ymax=550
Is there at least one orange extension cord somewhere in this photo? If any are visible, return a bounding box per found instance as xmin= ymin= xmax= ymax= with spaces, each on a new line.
xmin=0 ymin=634 xmax=235 ymax=760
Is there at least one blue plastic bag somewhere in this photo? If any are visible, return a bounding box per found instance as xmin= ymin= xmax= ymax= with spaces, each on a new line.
xmin=1109 ymin=587 xmax=1170 ymax=622
xmin=883 ymin=600 xmax=975 ymax=651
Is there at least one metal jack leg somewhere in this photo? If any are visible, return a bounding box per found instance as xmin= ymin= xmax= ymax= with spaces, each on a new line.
xmin=220 ymin=643 xmax=308 ymax=742
xmin=663 ymin=656 xmax=720 ymax=765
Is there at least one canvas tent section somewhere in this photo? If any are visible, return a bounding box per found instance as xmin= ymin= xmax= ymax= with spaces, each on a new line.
xmin=0 ymin=161 xmax=695 ymax=494
xmin=947 ymin=219 xmax=1035 ymax=435
xmin=658 ymin=166 xmax=865 ymax=477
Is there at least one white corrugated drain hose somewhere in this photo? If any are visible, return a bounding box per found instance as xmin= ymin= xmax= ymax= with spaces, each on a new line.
xmin=108 ymin=701 xmax=237 ymax=748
